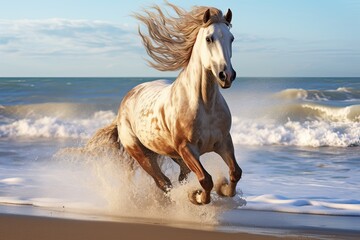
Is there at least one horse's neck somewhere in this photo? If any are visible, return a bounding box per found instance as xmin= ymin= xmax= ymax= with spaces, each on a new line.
xmin=174 ymin=55 xmax=219 ymax=111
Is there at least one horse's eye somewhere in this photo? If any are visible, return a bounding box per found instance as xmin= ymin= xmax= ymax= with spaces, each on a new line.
xmin=206 ymin=36 xmax=212 ymax=43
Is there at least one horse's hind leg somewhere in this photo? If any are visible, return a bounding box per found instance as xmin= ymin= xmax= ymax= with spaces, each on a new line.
xmin=172 ymin=158 xmax=191 ymax=182
xmin=125 ymin=142 xmax=172 ymax=192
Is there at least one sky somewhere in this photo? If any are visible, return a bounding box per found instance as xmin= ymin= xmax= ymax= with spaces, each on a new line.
xmin=0 ymin=0 xmax=359 ymax=77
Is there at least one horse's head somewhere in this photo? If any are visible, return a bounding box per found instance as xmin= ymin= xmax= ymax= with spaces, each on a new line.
xmin=199 ymin=9 xmax=236 ymax=89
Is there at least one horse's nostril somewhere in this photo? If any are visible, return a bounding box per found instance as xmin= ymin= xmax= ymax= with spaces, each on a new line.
xmin=219 ymin=71 xmax=227 ymax=81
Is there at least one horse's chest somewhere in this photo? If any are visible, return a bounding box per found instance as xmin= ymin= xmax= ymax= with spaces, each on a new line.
xmin=193 ymin=111 xmax=230 ymax=153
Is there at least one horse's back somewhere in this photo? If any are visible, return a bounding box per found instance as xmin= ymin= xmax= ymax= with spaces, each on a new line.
xmin=117 ymin=79 xmax=175 ymax=154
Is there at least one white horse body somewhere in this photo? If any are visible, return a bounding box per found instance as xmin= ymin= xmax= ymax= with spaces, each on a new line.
xmin=89 ymin=4 xmax=242 ymax=205
xmin=118 ymin=71 xmax=231 ymax=159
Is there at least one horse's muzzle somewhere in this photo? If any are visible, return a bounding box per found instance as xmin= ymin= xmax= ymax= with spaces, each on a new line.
xmin=219 ymin=69 xmax=236 ymax=89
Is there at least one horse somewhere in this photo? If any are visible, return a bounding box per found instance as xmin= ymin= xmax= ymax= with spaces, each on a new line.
xmin=88 ymin=3 xmax=242 ymax=205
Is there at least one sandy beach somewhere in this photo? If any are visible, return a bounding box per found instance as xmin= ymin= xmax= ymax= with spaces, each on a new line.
xmin=1 ymin=204 xmax=360 ymax=240
xmin=0 ymin=213 xmax=315 ymax=240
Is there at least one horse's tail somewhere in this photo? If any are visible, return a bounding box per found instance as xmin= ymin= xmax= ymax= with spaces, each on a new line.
xmin=85 ymin=119 xmax=130 ymax=157
xmin=86 ymin=120 xmax=120 ymax=150
xmin=85 ymin=119 xmax=135 ymax=168
xmin=56 ymin=120 xmax=135 ymax=169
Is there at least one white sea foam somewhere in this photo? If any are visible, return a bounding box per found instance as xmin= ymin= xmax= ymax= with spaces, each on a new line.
xmin=244 ymin=194 xmax=360 ymax=216
xmin=231 ymin=117 xmax=360 ymax=147
xmin=1 ymin=105 xmax=359 ymax=147
xmin=0 ymin=110 xmax=115 ymax=139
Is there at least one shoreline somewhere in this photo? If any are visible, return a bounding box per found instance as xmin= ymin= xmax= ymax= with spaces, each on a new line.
xmin=1 ymin=205 xmax=360 ymax=240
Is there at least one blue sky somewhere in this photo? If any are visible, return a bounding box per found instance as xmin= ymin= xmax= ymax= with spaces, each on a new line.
xmin=0 ymin=0 xmax=359 ymax=77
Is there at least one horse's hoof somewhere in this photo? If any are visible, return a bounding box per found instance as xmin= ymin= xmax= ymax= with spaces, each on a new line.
xmin=164 ymin=184 xmax=173 ymax=193
xmin=178 ymin=173 xmax=188 ymax=184
xmin=216 ymin=178 xmax=236 ymax=197
xmin=188 ymin=190 xmax=210 ymax=205
xmin=189 ymin=190 xmax=203 ymax=205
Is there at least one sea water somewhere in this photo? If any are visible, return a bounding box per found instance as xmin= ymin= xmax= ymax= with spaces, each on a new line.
xmin=0 ymin=77 xmax=359 ymax=224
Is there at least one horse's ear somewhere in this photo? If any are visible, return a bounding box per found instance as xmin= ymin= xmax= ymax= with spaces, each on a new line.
xmin=203 ymin=9 xmax=211 ymax=24
xmin=225 ymin=8 xmax=232 ymax=24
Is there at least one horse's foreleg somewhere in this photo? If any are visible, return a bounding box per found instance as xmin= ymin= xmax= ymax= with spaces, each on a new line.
xmin=179 ymin=144 xmax=213 ymax=205
xmin=215 ymin=134 xmax=242 ymax=197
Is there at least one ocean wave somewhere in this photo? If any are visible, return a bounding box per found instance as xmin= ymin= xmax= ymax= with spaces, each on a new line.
xmin=0 ymin=111 xmax=115 ymax=139
xmin=1 ymin=101 xmax=359 ymax=147
xmin=244 ymin=194 xmax=360 ymax=216
xmin=231 ymin=117 xmax=360 ymax=147
xmin=0 ymin=177 xmax=24 ymax=185
xmin=269 ymin=103 xmax=360 ymax=122
xmin=0 ymin=102 xmax=112 ymax=119
xmin=1 ymin=109 xmax=359 ymax=147
xmin=276 ymin=87 xmax=360 ymax=101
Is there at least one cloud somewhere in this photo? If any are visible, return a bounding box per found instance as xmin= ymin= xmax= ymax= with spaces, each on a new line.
xmin=234 ymin=33 xmax=360 ymax=57
xmin=0 ymin=19 xmax=142 ymax=58
xmin=1 ymin=19 xmax=359 ymax=77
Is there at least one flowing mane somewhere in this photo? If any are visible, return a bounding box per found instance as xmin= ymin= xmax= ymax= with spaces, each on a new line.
xmin=134 ymin=3 xmax=231 ymax=71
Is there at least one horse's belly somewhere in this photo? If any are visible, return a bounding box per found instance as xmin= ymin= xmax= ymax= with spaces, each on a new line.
xmin=142 ymin=135 xmax=179 ymax=158
xmin=135 ymin=120 xmax=179 ymax=158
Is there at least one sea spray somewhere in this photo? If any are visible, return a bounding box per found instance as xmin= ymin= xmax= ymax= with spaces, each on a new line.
xmin=53 ymin=148 xmax=246 ymax=224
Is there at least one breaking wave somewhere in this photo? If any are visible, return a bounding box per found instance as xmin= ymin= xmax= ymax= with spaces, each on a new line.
xmin=229 ymin=87 xmax=360 ymax=147
xmin=1 ymin=94 xmax=359 ymax=148
xmin=231 ymin=117 xmax=360 ymax=147
xmin=276 ymin=87 xmax=360 ymax=101
xmin=0 ymin=102 xmax=115 ymax=138
xmin=266 ymin=103 xmax=360 ymax=123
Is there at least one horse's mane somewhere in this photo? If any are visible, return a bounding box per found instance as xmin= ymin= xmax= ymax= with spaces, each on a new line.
xmin=134 ymin=2 xmax=230 ymax=71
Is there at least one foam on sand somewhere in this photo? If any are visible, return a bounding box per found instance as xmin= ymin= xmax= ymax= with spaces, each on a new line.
xmin=244 ymin=194 xmax=360 ymax=216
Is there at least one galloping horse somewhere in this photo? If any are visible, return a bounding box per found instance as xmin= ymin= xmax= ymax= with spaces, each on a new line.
xmin=89 ymin=3 xmax=242 ymax=205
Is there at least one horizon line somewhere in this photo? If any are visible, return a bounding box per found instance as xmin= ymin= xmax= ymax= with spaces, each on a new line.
xmin=0 ymin=76 xmax=359 ymax=79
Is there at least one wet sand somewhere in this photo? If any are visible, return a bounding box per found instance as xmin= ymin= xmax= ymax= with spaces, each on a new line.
xmin=0 ymin=213 xmax=311 ymax=240
xmin=1 ymin=204 xmax=360 ymax=240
